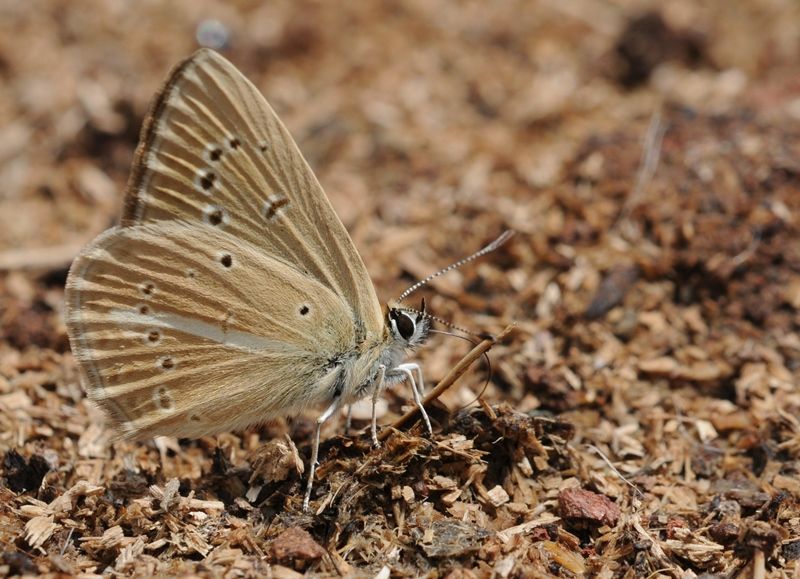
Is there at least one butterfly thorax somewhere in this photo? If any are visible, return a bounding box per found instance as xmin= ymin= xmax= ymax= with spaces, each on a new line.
xmin=332 ymin=307 xmax=430 ymax=404
xmin=382 ymin=307 xmax=431 ymax=387
xmin=369 ymin=307 xmax=432 ymax=391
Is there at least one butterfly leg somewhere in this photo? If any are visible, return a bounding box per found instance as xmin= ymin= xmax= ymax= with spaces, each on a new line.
xmin=303 ymin=398 xmax=341 ymax=512
xmin=344 ymin=405 xmax=353 ymax=434
xmin=397 ymin=362 xmax=425 ymax=395
xmin=396 ymin=365 xmax=433 ymax=436
xmin=370 ymin=364 xmax=386 ymax=447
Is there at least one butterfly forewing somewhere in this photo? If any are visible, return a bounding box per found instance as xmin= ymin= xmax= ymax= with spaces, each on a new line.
xmin=121 ymin=48 xmax=383 ymax=341
xmin=66 ymin=221 xmax=356 ymax=438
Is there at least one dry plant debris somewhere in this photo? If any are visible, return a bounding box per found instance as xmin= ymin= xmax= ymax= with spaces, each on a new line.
xmin=2 ymin=0 xmax=800 ymax=576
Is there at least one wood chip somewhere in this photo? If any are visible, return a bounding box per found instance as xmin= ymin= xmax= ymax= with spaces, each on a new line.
xmin=558 ymin=488 xmax=620 ymax=526
xmin=271 ymin=527 xmax=325 ymax=565
xmin=486 ymin=485 xmax=510 ymax=507
xmin=24 ymin=515 xmax=58 ymax=549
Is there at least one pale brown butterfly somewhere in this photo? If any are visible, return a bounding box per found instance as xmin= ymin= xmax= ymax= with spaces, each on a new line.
xmin=64 ymin=48 xmax=511 ymax=510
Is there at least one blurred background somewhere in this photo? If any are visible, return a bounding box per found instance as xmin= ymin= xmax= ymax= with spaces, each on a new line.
xmin=2 ymin=0 xmax=800 ymax=575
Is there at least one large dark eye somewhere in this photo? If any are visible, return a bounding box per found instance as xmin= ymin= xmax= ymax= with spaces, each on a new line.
xmin=391 ymin=310 xmax=416 ymax=340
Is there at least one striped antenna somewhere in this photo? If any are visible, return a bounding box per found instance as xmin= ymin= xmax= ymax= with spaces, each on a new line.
xmin=396 ymin=230 xmax=514 ymax=304
xmin=398 ymin=300 xmax=489 ymax=339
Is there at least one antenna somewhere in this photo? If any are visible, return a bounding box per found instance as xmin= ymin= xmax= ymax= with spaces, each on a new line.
xmin=396 ymin=230 xmax=514 ymax=304
xmin=398 ymin=299 xmax=490 ymax=340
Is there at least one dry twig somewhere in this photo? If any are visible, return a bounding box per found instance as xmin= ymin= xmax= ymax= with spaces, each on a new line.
xmin=379 ymin=324 xmax=515 ymax=441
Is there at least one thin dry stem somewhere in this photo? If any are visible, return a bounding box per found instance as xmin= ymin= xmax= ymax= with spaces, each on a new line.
xmin=612 ymin=105 xmax=666 ymax=236
xmin=379 ymin=323 xmax=515 ymax=441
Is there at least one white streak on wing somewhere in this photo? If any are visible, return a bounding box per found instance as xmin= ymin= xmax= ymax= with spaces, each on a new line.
xmin=108 ymin=309 xmax=280 ymax=352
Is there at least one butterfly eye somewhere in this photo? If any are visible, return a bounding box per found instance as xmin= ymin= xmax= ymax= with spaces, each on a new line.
xmin=391 ymin=310 xmax=416 ymax=341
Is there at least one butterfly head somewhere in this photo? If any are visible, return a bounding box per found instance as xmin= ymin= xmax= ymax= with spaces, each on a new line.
xmin=387 ymin=299 xmax=431 ymax=349
xmin=385 ymin=231 xmax=514 ymax=350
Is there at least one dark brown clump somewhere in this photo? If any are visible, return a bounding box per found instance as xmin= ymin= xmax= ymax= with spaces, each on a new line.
xmin=3 ymin=450 xmax=50 ymax=493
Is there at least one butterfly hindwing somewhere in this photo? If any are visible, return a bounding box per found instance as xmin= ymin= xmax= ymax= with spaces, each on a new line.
xmin=65 ymin=221 xmax=355 ymax=439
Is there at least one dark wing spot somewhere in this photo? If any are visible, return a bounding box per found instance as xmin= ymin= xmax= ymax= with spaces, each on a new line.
xmin=264 ymin=197 xmax=289 ymax=220
xmin=220 ymin=254 xmax=233 ymax=268
xmin=160 ymin=357 xmax=175 ymax=370
xmin=186 ymin=269 xmax=197 ymax=279
xmin=147 ymin=330 xmax=160 ymax=343
xmin=205 ymin=206 xmax=225 ymax=226
xmin=209 ymin=147 xmax=223 ymax=161
xmin=156 ymin=387 xmax=174 ymax=410
xmin=140 ymin=282 xmax=155 ymax=297
xmin=229 ymin=137 xmax=241 ymax=150
xmin=200 ymin=172 xmax=216 ymax=191
xmin=138 ymin=304 xmax=150 ymax=315
xmin=299 ymin=305 xmax=310 ymax=316
xmin=259 ymin=142 xmax=269 ymax=152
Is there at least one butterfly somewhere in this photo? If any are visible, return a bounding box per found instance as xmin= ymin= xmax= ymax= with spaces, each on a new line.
xmin=65 ymin=48 xmax=509 ymax=510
